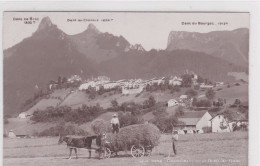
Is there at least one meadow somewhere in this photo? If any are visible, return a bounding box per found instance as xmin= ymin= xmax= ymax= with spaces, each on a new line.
xmin=3 ymin=131 xmax=248 ymax=166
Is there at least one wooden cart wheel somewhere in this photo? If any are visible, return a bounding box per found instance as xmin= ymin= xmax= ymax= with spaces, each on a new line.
xmin=131 ymin=145 xmax=145 ymax=158
xmin=104 ymin=147 xmax=111 ymax=158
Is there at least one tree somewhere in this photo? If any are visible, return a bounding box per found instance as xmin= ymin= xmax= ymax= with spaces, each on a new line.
xmin=87 ymin=86 xmax=96 ymax=99
xmin=205 ymin=88 xmax=215 ymax=100
xmin=62 ymin=77 xmax=67 ymax=84
xmin=181 ymin=74 xmax=193 ymax=87
xmin=111 ymin=99 xmax=119 ymax=111
xmin=185 ymin=89 xmax=198 ymax=98
xmin=175 ymin=106 xmax=184 ymax=117
xmin=58 ymin=76 xmax=62 ymax=86
xmin=192 ymin=97 xmax=198 ymax=107
xmin=98 ymin=85 xmax=105 ymax=95
xmin=196 ymin=99 xmax=212 ymax=107
xmin=197 ymin=75 xmax=204 ymax=84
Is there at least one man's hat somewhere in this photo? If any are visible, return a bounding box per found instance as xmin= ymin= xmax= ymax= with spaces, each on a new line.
xmin=113 ymin=114 xmax=117 ymax=117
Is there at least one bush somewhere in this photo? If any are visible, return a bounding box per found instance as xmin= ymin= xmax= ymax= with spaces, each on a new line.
xmin=37 ymin=124 xmax=87 ymax=137
xmin=196 ymin=99 xmax=212 ymax=107
xmin=31 ymin=105 xmax=105 ymax=124
xmin=185 ymin=89 xmax=198 ymax=98
xmin=118 ymin=111 xmax=143 ymax=127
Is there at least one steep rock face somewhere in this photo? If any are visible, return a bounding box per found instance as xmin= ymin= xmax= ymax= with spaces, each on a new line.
xmin=166 ymin=28 xmax=249 ymax=67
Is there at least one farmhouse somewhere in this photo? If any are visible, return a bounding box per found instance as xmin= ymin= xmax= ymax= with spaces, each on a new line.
xmin=169 ymin=76 xmax=182 ymax=86
xmin=122 ymin=86 xmax=144 ymax=95
xmin=103 ymin=82 xmax=119 ymax=90
xmin=179 ymin=95 xmax=188 ymax=100
xmin=167 ymin=99 xmax=178 ymax=107
xmin=210 ymin=112 xmax=248 ymax=133
xmin=18 ymin=112 xmax=29 ymax=119
xmin=176 ymin=111 xmax=212 ymax=134
xmin=200 ymin=83 xmax=214 ymax=89
xmin=8 ymin=129 xmax=28 ymax=138
xmin=8 ymin=130 xmax=16 ymax=138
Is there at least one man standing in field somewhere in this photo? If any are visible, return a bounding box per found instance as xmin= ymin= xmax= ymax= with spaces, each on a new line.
xmin=111 ymin=114 xmax=120 ymax=134
xmin=172 ymin=130 xmax=178 ymax=155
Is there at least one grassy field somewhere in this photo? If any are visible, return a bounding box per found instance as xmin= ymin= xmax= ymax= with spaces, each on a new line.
xmin=215 ymin=84 xmax=248 ymax=104
xmin=3 ymin=131 xmax=248 ymax=166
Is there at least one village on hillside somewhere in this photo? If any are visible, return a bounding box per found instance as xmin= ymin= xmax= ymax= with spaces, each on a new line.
xmin=5 ymin=72 xmax=248 ymax=139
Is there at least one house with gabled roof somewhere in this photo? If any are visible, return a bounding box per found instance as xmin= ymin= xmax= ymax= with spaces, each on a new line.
xmin=210 ymin=111 xmax=248 ymax=133
xmin=176 ymin=111 xmax=212 ymax=134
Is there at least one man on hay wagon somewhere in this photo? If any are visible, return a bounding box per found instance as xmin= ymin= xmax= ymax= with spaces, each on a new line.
xmin=110 ymin=114 xmax=120 ymax=134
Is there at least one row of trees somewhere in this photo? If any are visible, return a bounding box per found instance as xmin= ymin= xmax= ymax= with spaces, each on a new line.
xmin=31 ymin=104 xmax=105 ymax=124
xmin=109 ymin=96 xmax=156 ymax=113
xmin=85 ymin=86 xmax=121 ymax=99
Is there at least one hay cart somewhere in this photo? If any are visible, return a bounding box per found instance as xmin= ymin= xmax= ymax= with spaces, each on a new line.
xmin=103 ymin=141 xmax=153 ymax=158
xmin=101 ymin=123 xmax=160 ymax=158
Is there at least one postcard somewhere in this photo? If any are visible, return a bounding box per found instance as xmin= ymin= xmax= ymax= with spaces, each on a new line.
xmin=3 ymin=11 xmax=249 ymax=166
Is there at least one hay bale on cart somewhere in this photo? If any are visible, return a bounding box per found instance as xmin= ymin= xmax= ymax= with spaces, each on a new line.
xmin=104 ymin=123 xmax=160 ymax=158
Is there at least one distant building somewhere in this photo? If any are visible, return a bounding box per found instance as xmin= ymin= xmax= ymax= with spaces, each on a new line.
xmin=169 ymin=76 xmax=182 ymax=86
xmin=175 ymin=111 xmax=212 ymax=134
xmin=167 ymin=99 xmax=178 ymax=107
xmin=122 ymin=86 xmax=144 ymax=95
xmin=200 ymin=83 xmax=214 ymax=89
xmin=179 ymin=95 xmax=188 ymax=100
xmin=18 ymin=112 xmax=28 ymax=119
xmin=216 ymin=82 xmax=224 ymax=86
xmin=68 ymin=75 xmax=82 ymax=83
xmin=8 ymin=130 xmax=16 ymax=138
xmin=210 ymin=112 xmax=248 ymax=133
xmin=103 ymin=82 xmax=119 ymax=90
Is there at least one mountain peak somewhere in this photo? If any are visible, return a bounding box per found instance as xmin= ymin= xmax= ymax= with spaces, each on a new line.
xmin=37 ymin=16 xmax=54 ymax=31
xmin=86 ymin=23 xmax=100 ymax=34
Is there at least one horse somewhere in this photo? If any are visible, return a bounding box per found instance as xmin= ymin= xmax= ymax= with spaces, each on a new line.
xmin=58 ymin=134 xmax=104 ymax=159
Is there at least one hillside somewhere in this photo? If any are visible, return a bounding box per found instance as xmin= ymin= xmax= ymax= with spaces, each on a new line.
xmin=99 ymin=49 xmax=245 ymax=81
xmin=215 ymin=84 xmax=248 ymax=105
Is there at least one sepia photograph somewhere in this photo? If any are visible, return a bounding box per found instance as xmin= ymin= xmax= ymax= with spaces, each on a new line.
xmin=2 ymin=11 xmax=250 ymax=166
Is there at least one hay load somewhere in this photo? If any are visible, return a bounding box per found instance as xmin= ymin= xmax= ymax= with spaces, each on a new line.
xmin=105 ymin=123 xmax=161 ymax=151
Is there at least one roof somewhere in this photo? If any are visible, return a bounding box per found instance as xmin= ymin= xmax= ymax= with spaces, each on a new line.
xmin=210 ymin=111 xmax=247 ymax=122
xmin=180 ymin=95 xmax=188 ymax=99
xmin=179 ymin=111 xmax=207 ymax=118
xmin=168 ymin=99 xmax=178 ymax=102
xmin=178 ymin=118 xmax=200 ymax=126
xmin=176 ymin=111 xmax=208 ymax=126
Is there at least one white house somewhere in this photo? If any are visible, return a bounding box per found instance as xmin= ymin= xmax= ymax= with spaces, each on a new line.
xmin=179 ymin=95 xmax=188 ymax=101
xmin=216 ymin=82 xmax=224 ymax=87
xmin=210 ymin=112 xmax=248 ymax=133
xmin=210 ymin=114 xmax=233 ymax=133
xmin=103 ymin=82 xmax=119 ymax=90
xmin=18 ymin=112 xmax=28 ymax=119
xmin=8 ymin=130 xmax=16 ymax=138
xmin=176 ymin=111 xmax=212 ymax=134
xmin=200 ymin=83 xmax=214 ymax=89
xmin=122 ymin=86 xmax=144 ymax=95
xmin=169 ymin=76 xmax=182 ymax=86
xmin=168 ymin=99 xmax=178 ymax=107
xmin=79 ymin=81 xmax=97 ymax=90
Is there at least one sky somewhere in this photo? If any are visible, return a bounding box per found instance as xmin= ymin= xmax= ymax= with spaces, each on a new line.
xmin=3 ymin=12 xmax=249 ymax=50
